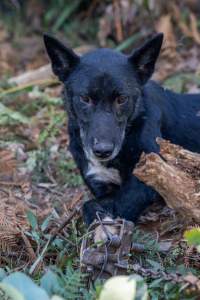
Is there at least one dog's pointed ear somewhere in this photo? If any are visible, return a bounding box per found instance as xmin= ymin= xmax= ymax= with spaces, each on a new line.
xmin=43 ymin=34 xmax=80 ymax=81
xmin=128 ymin=33 xmax=163 ymax=85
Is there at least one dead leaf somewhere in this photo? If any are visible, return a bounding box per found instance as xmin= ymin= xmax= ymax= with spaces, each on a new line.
xmin=184 ymin=274 xmax=200 ymax=285
xmin=0 ymin=23 xmax=8 ymax=42
xmin=0 ymin=150 xmax=17 ymax=179
xmin=0 ymin=191 xmax=30 ymax=252
xmin=113 ymin=0 xmax=124 ymax=42
xmin=158 ymin=241 xmax=172 ymax=252
xmin=190 ymin=13 xmax=200 ymax=44
xmin=64 ymin=191 xmax=83 ymax=212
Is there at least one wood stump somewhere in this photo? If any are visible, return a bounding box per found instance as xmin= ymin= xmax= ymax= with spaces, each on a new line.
xmin=133 ymin=138 xmax=200 ymax=223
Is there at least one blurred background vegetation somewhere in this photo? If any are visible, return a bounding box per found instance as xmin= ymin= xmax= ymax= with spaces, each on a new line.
xmin=1 ymin=0 xmax=200 ymax=88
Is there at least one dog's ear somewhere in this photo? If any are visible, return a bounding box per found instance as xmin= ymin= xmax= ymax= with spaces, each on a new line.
xmin=129 ymin=33 xmax=163 ymax=85
xmin=43 ymin=34 xmax=80 ymax=82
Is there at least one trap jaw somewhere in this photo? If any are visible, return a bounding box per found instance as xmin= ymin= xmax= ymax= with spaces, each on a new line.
xmin=80 ymin=218 xmax=134 ymax=281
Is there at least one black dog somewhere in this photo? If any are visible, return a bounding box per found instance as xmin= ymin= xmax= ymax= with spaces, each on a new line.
xmin=44 ymin=33 xmax=200 ymax=226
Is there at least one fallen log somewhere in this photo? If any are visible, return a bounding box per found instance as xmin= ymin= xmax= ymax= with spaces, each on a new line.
xmin=8 ymin=45 xmax=95 ymax=86
xmin=8 ymin=64 xmax=54 ymax=86
xmin=133 ymin=138 xmax=200 ymax=223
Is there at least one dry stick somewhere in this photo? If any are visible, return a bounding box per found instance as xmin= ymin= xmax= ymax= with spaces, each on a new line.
xmin=113 ymin=0 xmax=123 ymax=42
xmin=0 ymin=78 xmax=59 ymax=99
xmin=21 ymin=230 xmax=37 ymax=261
xmin=29 ymin=203 xmax=83 ymax=275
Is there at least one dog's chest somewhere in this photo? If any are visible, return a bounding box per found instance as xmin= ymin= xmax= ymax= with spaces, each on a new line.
xmin=86 ymin=158 xmax=121 ymax=185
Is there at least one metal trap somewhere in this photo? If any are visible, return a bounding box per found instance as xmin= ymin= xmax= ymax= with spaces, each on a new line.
xmin=80 ymin=217 xmax=134 ymax=281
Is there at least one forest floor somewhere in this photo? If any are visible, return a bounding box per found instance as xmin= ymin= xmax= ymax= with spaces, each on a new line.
xmin=1 ymin=2 xmax=200 ymax=299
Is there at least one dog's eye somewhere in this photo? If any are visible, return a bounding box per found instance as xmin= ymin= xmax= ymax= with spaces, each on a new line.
xmin=80 ymin=95 xmax=92 ymax=104
xmin=115 ymin=96 xmax=128 ymax=105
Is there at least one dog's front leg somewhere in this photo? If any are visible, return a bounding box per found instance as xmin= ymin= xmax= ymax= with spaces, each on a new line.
xmin=82 ymin=176 xmax=157 ymax=242
xmin=82 ymin=195 xmax=115 ymax=226
xmin=82 ymin=178 xmax=157 ymax=223
xmin=114 ymin=175 xmax=158 ymax=222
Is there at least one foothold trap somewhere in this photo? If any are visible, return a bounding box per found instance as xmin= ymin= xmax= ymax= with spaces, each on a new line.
xmin=80 ymin=217 xmax=134 ymax=281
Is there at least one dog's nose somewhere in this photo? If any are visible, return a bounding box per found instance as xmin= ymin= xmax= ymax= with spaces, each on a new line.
xmin=92 ymin=142 xmax=114 ymax=159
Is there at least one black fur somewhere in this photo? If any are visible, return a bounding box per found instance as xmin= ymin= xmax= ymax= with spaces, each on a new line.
xmin=44 ymin=33 xmax=200 ymax=225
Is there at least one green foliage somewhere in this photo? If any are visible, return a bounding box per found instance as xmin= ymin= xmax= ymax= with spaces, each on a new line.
xmin=0 ymin=103 xmax=29 ymax=125
xmin=51 ymin=0 xmax=82 ymax=32
xmin=131 ymin=229 xmax=200 ymax=299
xmin=148 ymin=264 xmax=199 ymax=300
xmin=0 ymin=282 xmax=25 ymax=300
xmin=163 ymin=73 xmax=200 ymax=93
xmin=57 ymin=156 xmax=83 ymax=187
xmin=131 ymin=275 xmax=148 ymax=300
xmin=3 ymin=272 xmax=49 ymax=300
xmin=1 ymin=1 xmax=99 ymax=46
xmin=29 ymin=87 xmax=62 ymax=106
xmin=149 ymin=280 xmax=181 ymax=300
xmin=38 ymin=111 xmax=66 ymax=145
xmin=29 ymin=148 xmax=82 ymax=187
xmin=0 ymin=269 xmax=7 ymax=281
xmin=132 ymin=229 xmax=160 ymax=256
xmin=40 ymin=270 xmax=60 ymax=296
xmin=0 ymin=268 xmax=96 ymax=300
xmin=115 ymin=33 xmax=141 ymax=52
xmin=26 ymin=211 xmax=38 ymax=231
xmin=42 ymin=0 xmax=98 ymax=45
xmin=184 ymin=228 xmax=200 ymax=252
xmin=42 ymin=267 xmax=93 ymax=300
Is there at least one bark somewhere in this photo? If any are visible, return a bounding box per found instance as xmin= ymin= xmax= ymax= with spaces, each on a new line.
xmin=133 ymin=138 xmax=200 ymax=223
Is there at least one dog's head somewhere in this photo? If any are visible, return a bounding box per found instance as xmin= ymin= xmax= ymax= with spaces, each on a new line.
xmin=44 ymin=33 xmax=163 ymax=161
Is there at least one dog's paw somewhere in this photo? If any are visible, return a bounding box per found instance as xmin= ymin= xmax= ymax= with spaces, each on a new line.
xmin=94 ymin=216 xmax=118 ymax=244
